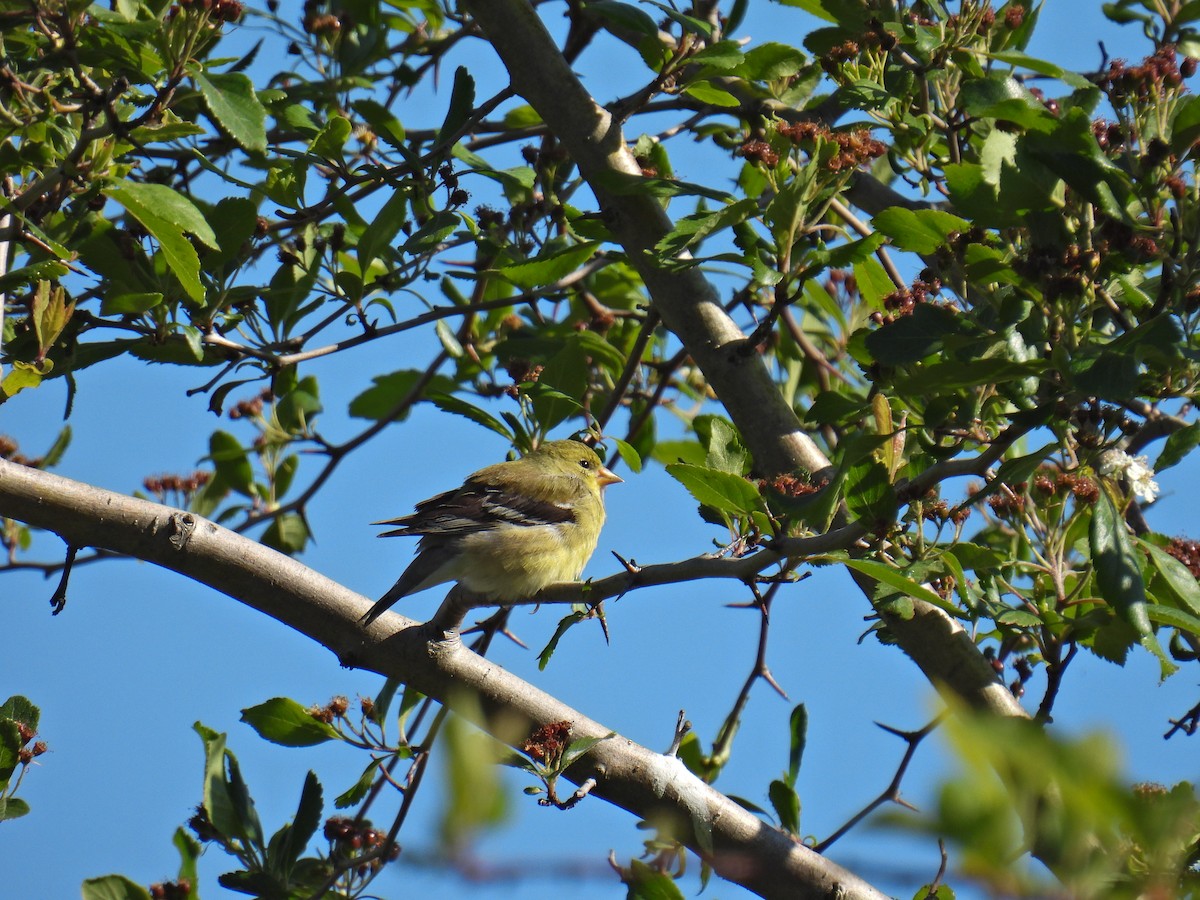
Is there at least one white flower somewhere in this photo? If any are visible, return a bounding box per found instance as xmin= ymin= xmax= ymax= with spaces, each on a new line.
xmin=1098 ymin=449 xmax=1160 ymax=503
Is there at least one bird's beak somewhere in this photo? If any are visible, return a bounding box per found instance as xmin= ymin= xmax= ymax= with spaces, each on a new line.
xmin=597 ymin=465 xmax=623 ymax=487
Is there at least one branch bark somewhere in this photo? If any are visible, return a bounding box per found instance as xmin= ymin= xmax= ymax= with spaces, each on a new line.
xmin=458 ymin=0 xmax=1026 ymax=721
xmin=0 ymin=457 xmax=887 ymax=900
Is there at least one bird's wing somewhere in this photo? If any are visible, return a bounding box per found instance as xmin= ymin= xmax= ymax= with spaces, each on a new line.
xmin=375 ymin=478 xmax=575 ymax=538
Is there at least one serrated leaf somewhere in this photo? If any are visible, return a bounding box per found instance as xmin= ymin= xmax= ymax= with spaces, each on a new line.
xmin=241 ymin=698 xmax=340 ymax=747
xmin=1090 ymin=487 xmax=1151 ymax=637
xmin=538 ymin=610 xmax=587 ymax=670
xmin=103 ymin=182 xmax=216 ymax=303
xmin=195 ymin=71 xmax=267 ymax=152
xmin=666 ymin=463 xmax=763 ymax=516
xmin=428 ymin=393 xmax=514 ymax=440
xmin=613 ymin=437 xmax=643 ymax=473
xmin=1140 ymin=539 xmax=1200 ymax=617
xmin=273 ymin=770 xmax=323 ymax=867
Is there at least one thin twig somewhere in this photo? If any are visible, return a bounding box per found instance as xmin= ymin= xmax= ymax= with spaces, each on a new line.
xmin=814 ymin=714 xmax=944 ymax=853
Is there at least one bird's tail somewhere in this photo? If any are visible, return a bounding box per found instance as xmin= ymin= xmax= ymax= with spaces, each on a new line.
xmin=359 ymin=581 xmax=407 ymax=627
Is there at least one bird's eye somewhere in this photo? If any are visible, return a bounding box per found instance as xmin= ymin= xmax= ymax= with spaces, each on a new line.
xmin=579 ymin=459 xmax=592 ymax=469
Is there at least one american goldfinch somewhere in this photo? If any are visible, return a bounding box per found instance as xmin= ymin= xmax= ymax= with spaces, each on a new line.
xmin=361 ymin=440 xmax=622 ymax=626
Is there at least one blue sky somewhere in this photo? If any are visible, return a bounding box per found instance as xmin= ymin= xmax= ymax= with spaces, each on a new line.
xmin=4 ymin=3 xmax=1199 ymax=899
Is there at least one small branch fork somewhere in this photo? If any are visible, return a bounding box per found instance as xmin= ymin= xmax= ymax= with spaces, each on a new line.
xmin=814 ymin=714 xmax=945 ymax=854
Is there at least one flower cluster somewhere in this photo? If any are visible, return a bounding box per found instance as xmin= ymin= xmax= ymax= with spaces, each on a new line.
xmin=760 ymin=472 xmax=824 ymax=499
xmin=325 ymin=816 xmax=400 ymax=872
xmin=1098 ymin=449 xmax=1160 ymax=503
xmin=308 ymin=695 xmax=349 ymax=724
xmin=736 ymin=139 xmax=779 ymax=167
xmin=777 ymin=121 xmax=888 ymax=172
xmin=1166 ymin=536 xmax=1200 ymax=578
xmin=1032 ymin=469 xmax=1100 ymax=505
xmin=1097 ymin=44 xmax=1188 ymax=105
xmin=521 ymin=720 xmax=572 ymax=767
xmin=869 ymin=276 xmax=945 ymax=325
xmin=142 ymin=471 xmax=212 ymax=499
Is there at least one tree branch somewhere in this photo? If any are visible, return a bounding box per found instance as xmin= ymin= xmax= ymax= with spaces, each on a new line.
xmin=457 ymin=0 xmax=1026 ymax=721
xmin=0 ymin=458 xmax=887 ymax=900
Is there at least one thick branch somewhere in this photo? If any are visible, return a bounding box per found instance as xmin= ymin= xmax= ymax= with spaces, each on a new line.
xmin=0 ymin=458 xmax=886 ymax=900
xmin=457 ymin=0 xmax=1026 ymax=721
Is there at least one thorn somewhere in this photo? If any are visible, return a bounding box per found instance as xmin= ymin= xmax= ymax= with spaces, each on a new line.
xmin=761 ymin=667 xmax=789 ymax=700
xmin=611 ymin=550 xmax=641 ymax=573
xmin=499 ymin=627 xmax=528 ymax=649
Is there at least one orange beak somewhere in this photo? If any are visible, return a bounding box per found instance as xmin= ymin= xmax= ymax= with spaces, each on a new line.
xmin=597 ymin=465 xmax=623 ymax=488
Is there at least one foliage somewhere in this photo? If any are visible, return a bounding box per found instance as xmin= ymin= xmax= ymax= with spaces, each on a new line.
xmin=5 ymin=0 xmax=1200 ymax=897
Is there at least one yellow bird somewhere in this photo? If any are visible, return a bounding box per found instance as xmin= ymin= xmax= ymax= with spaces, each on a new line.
xmin=361 ymin=441 xmax=621 ymax=625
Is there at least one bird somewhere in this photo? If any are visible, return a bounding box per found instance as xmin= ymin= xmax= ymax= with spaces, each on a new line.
xmin=361 ymin=440 xmax=622 ymax=626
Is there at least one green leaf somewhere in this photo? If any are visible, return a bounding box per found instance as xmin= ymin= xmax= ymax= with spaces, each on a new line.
xmin=959 ymin=75 xmax=1054 ymax=131
xmin=428 ymin=393 xmax=514 ymax=441
xmin=349 ymin=370 xmax=455 ymax=420
xmin=208 ymin=430 xmax=254 ymax=496
xmin=0 ymin=796 xmax=30 ymax=822
xmin=496 ymin=242 xmax=598 ymax=290
xmin=872 ymin=208 xmax=971 ymax=254
xmin=241 ymin=697 xmax=339 ymax=748
xmin=622 ymin=859 xmax=687 ymax=900
xmin=0 ymin=719 xmax=20 ymax=787
xmin=272 ymin=770 xmax=323 ymax=868
xmin=844 ymin=458 xmax=896 ymax=523
xmin=358 ymin=187 xmax=409 ymax=271
xmin=194 ymin=723 xmax=242 ymax=842
xmin=336 ymin=758 xmax=387 ymax=808
xmin=697 ymin=415 xmax=750 ymax=474
xmin=656 ymin=198 xmax=758 ymax=257
xmin=437 ymin=66 xmax=476 ymax=145
xmin=276 ymin=375 xmax=322 ymax=431
xmin=311 ymin=115 xmax=352 ymax=159
xmin=1140 ymin=539 xmax=1200 ymax=618
xmin=539 ymin=610 xmax=587 ymax=670
xmin=1090 ymin=486 xmax=1151 ymax=637
xmin=666 ymin=463 xmax=764 ymax=517
xmin=1155 ymin=421 xmax=1200 ymax=472
xmin=835 ymin=557 xmax=964 ymax=617
xmin=865 ymin=304 xmax=961 ymax=365
xmin=786 ymin=703 xmax=807 ymax=786
xmin=261 ymin=513 xmax=309 ymax=555
xmin=401 ymin=209 xmax=461 ymax=253
xmin=195 ymin=71 xmax=267 ymax=152
xmin=100 ymin=292 xmax=164 ymax=315
xmin=768 ymin=778 xmax=800 ymax=834
xmin=1091 ymin=495 xmax=1176 ymax=674
xmin=103 ymin=182 xmax=216 ymax=304
xmin=81 ymin=875 xmax=152 ymax=900
xmin=1 ymin=695 xmax=40 ymax=736
xmin=612 ymin=437 xmax=643 ymax=473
